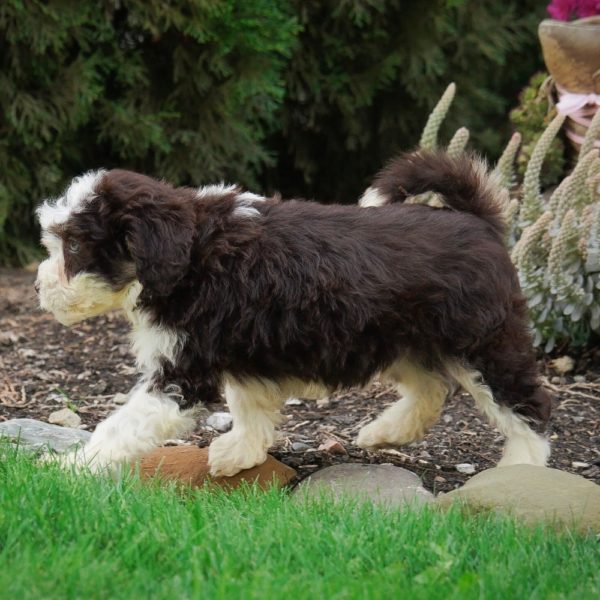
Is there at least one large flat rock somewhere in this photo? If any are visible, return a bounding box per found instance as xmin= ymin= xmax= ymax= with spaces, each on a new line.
xmin=436 ymin=464 xmax=600 ymax=532
xmin=0 ymin=418 xmax=91 ymax=453
xmin=294 ymin=463 xmax=434 ymax=507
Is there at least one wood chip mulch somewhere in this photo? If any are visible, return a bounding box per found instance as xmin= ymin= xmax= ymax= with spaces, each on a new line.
xmin=1 ymin=268 xmax=599 ymax=493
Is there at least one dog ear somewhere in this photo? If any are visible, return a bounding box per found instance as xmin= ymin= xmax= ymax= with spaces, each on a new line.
xmin=124 ymin=203 xmax=195 ymax=297
xmin=98 ymin=170 xmax=195 ymax=297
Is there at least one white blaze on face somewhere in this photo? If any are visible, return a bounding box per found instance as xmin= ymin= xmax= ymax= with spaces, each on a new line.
xmin=35 ymin=169 xmax=129 ymax=326
xmin=37 ymin=170 xmax=105 ymax=230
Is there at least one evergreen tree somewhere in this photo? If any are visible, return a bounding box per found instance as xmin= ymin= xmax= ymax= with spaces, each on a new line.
xmin=0 ymin=0 xmax=297 ymax=264
xmin=266 ymin=0 xmax=547 ymax=202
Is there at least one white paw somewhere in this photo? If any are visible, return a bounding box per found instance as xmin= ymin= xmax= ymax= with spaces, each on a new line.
xmin=208 ymin=431 xmax=268 ymax=477
xmin=356 ymin=419 xmax=422 ymax=450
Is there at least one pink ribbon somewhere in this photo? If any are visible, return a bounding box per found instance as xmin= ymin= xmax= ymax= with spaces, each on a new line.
xmin=556 ymin=84 xmax=600 ymax=148
xmin=556 ymin=91 xmax=600 ymax=115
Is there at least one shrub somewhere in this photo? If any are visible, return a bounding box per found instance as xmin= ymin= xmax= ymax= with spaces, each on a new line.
xmin=0 ymin=0 xmax=297 ymax=264
xmin=0 ymin=0 xmax=547 ymax=264
xmin=414 ymin=83 xmax=600 ymax=352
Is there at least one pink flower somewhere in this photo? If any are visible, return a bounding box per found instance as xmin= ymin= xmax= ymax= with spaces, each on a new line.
xmin=577 ymin=0 xmax=600 ymax=16
xmin=547 ymin=0 xmax=600 ymax=19
xmin=548 ymin=0 xmax=577 ymax=20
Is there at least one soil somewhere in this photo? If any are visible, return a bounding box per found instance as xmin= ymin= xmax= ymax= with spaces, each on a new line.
xmin=1 ymin=267 xmax=599 ymax=493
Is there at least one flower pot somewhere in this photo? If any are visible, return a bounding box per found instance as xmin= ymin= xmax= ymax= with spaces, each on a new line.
xmin=539 ymin=16 xmax=600 ymax=152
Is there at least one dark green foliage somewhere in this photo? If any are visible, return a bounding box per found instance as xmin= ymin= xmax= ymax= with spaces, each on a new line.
xmin=0 ymin=0 xmax=297 ymax=264
xmin=510 ymin=73 xmax=567 ymax=188
xmin=1 ymin=0 xmax=547 ymax=264
xmin=267 ymin=0 xmax=548 ymax=202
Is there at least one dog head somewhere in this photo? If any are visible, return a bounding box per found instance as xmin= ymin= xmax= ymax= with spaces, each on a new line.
xmin=36 ymin=170 xmax=196 ymax=325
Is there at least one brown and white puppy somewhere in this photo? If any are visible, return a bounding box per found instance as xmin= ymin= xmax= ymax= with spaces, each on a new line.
xmin=36 ymin=151 xmax=552 ymax=476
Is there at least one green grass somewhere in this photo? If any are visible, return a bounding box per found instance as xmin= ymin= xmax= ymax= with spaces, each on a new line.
xmin=0 ymin=446 xmax=598 ymax=600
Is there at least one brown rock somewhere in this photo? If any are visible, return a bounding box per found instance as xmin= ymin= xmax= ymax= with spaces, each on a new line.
xmin=137 ymin=446 xmax=296 ymax=491
xmin=317 ymin=439 xmax=348 ymax=455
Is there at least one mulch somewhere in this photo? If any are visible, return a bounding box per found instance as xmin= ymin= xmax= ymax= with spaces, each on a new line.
xmin=1 ymin=267 xmax=599 ymax=493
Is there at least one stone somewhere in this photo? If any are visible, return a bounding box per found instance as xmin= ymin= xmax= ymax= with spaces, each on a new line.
xmin=455 ymin=463 xmax=476 ymax=475
xmin=435 ymin=465 xmax=600 ymax=533
xmin=137 ymin=446 xmax=296 ymax=490
xmin=113 ymin=393 xmax=129 ymax=405
xmin=48 ymin=408 xmax=82 ymax=429
xmin=317 ymin=439 xmax=347 ymax=455
xmin=294 ymin=463 xmax=434 ymax=507
xmin=291 ymin=442 xmax=311 ymax=452
xmin=0 ymin=418 xmax=90 ymax=453
xmin=206 ymin=412 xmax=233 ymax=433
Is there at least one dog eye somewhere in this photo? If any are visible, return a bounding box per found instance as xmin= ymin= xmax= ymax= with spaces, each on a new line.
xmin=67 ymin=240 xmax=80 ymax=253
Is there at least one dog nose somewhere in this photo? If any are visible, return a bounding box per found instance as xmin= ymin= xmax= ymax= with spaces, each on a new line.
xmin=34 ymin=280 xmax=40 ymax=294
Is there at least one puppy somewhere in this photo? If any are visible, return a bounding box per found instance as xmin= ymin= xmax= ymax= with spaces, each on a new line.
xmin=36 ymin=151 xmax=552 ymax=476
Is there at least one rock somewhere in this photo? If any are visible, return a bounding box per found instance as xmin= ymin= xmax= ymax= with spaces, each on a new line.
xmin=436 ymin=465 xmax=600 ymax=533
xmin=550 ymin=355 xmax=575 ymax=375
xmin=137 ymin=446 xmax=296 ymax=490
xmin=316 ymin=397 xmax=330 ymax=408
xmin=90 ymin=381 xmax=108 ymax=394
xmin=48 ymin=408 xmax=82 ymax=429
xmin=206 ymin=412 xmax=233 ymax=433
xmin=317 ymin=439 xmax=347 ymax=455
xmin=0 ymin=331 xmax=19 ymax=346
xmin=291 ymin=442 xmax=311 ymax=452
xmin=572 ymin=461 xmax=591 ymax=469
xmin=455 ymin=463 xmax=476 ymax=474
xmin=573 ymin=375 xmax=586 ymax=383
xmin=285 ymin=397 xmax=303 ymax=406
xmin=295 ymin=464 xmax=434 ymax=507
xmin=113 ymin=392 xmax=129 ymax=405
xmin=0 ymin=418 xmax=90 ymax=453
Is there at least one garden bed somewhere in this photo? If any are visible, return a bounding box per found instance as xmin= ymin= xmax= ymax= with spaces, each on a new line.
xmin=1 ymin=268 xmax=599 ymax=493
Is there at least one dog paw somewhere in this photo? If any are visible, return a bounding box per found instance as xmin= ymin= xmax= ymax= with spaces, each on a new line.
xmin=208 ymin=431 xmax=268 ymax=477
xmin=357 ymin=419 xmax=422 ymax=450
xmin=356 ymin=421 xmax=392 ymax=449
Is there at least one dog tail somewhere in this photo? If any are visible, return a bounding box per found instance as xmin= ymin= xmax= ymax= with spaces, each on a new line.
xmin=359 ymin=150 xmax=505 ymax=236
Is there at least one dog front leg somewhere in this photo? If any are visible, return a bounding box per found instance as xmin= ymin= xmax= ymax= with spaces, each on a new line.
xmin=208 ymin=377 xmax=283 ymax=477
xmin=60 ymin=381 xmax=196 ymax=475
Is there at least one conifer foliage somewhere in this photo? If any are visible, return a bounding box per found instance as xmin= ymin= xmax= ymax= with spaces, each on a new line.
xmin=1 ymin=0 xmax=546 ymax=264
xmin=0 ymin=0 xmax=297 ymax=264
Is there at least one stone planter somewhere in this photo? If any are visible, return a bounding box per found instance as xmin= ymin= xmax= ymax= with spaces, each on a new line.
xmin=539 ymin=16 xmax=600 ymax=152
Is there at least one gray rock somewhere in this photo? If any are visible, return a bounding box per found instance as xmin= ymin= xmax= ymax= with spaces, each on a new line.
xmin=455 ymin=463 xmax=476 ymax=474
xmin=295 ymin=463 xmax=434 ymax=507
xmin=48 ymin=408 xmax=82 ymax=428
xmin=435 ymin=465 xmax=600 ymax=533
xmin=206 ymin=412 xmax=233 ymax=433
xmin=291 ymin=442 xmax=311 ymax=452
xmin=0 ymin=418 xmax=91 ymax=453
xmin=113 ymin=392 xmax=129 ymax=405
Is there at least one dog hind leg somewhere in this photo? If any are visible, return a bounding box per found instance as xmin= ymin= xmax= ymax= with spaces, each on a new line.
xmin=447 ymin=363 xmax=551 ymax=467
xmin=357 ymin=359 xmax=450 ymax=449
